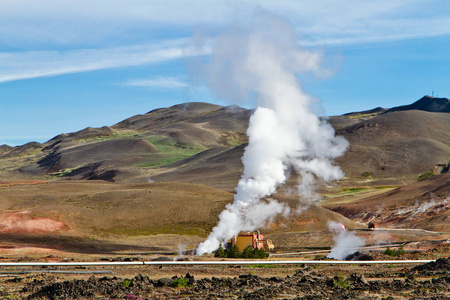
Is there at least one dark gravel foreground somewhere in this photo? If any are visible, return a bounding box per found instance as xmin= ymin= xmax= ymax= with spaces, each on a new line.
xmin=17 ymin=258 xmax=450 ymax=300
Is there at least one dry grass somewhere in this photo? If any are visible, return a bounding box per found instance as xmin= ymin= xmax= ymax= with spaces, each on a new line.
xmin=0 ymin=179 xmax=368 ymax=254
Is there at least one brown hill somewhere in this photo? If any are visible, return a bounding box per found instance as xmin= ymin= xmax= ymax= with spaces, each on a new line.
xmin=150 ymin=144 xmax=246 ymax=191
xmin=113 ymin=102 xmax=223 ymax=131
xmin=151 ymin=108 xmax=450 ymax=190
xmin=0 ymin=102 xmax=251 ymax=183
xmin=0 ymin=142 xmax=42 ymax=159
xmin=26 ymin=103 xmax=245 ymax=176
xmin=150 ymin=107 xmax=450 ymax=189
xmin=26 ymin=139 xmax=159 ymax=173
xmin=0 ymin=144 xmax=12 ymax=155
xmin=2 ymin=96 xmax=449 ymax=188
xmin=386 ymin=96 xmax=450 ymax=113
xmin=330 ymin=109 xmax=450 ymax=184
xmin=325 ymin=172 xmax=450 ymax=232
xmin=343 ymin=106 xmax=387 ymax=118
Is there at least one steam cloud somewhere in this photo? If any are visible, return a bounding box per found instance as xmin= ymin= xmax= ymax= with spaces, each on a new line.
xmin=196 ymin=10 xmax=348 ymax=255
xmin=327 ymin=221 xmax=365 ymax=260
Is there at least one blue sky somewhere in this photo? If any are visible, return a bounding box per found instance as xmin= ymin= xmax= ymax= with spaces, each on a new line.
xmin=1 ymin=0 xmax=449 ymax=146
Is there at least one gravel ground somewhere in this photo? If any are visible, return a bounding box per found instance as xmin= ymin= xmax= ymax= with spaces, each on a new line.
xmin=0 ymin=256 xmax=448 ymax=299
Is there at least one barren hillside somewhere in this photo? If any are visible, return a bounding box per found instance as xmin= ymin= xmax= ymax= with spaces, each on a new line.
xmin=1 ymin=96 xmax=448 ymax=188
xmin=0 ymin=96 xmax=448 ymax=252
xmin=324 ymin=172 xmax=450 ymax=231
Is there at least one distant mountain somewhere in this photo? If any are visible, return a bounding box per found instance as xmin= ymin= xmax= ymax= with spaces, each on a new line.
xmin=0 ymin=144 xmax=12 ymax=155
xmin=330 ymin=108 xmax=450 ymax=184
xmin=386 ymin=96 xmax=450 ymax=113
xmin=343 ymin=106 xmax=387 ymax=117
xmin=2 ymin=102 xmax=252 ymax=184
xmin=1 ymin=97 xmax=449 ymax=188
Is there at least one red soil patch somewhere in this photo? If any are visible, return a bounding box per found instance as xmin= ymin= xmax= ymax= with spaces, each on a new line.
xmin=0 ymin=210 xmax=68 ymax=234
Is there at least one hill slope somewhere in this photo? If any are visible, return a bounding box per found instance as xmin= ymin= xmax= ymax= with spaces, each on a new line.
xmin=386 ymin=96 xmax=450 ymax=113
xmin=1 ymin=102 xmax=251 ymax=184
xmin=0 ymin=180 xmax=362 ymax=251
xmin=325 ymin=172 xmax=450 ymax=231
xmin=1 ymin=96 xmax=449 ymax=189
xmin=330 ymin=109 xmax=450 ymax=184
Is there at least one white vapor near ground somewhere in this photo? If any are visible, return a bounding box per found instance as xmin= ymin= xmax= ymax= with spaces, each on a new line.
xmin=196 ymin=9 xmax=348 ymax=255
xmin=327 ymin=221 xmax=365 ymax=260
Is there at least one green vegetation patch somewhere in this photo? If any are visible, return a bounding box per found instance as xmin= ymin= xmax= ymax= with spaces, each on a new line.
xmin=417 ymin=170 xmax=434 ymax=181
xmin=383 ymin=246 xmax=405 ymax=256
xmin=136 ymin=136 xmax=207 ymax=168
xmin=340 ymin=187 xmax=368 ymax=194
xmin=122 ymin=280 xmax=132 ymax=287
xmin=375 ymin=186 xmax=396 ymax=189
xmin=243 ymin=264 xmax=279 ymax=268
xmin=77 ymin=131 xmax=139 ymax=143
xmin=347 ymin=112 xmax=383 ymax=119
xmin=214 ymin=245 xmax=269 ymax=259
xmin=333 ymin=275 xmax=349 ymax=289
xmin=172 ymin=277 xmax=191 ymax=288
xmin=220 ymin=131 xmax=248 ymax=147
xmin=78 ymin=132 xmax=209 ymax=168
xmin=360 ymin=172 xmax=372 ymax=178
xmin=46 ymin=166 xmax=82 ymax=178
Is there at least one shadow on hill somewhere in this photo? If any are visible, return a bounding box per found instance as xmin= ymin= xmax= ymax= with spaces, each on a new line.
xmin=386 ymin=96 xmax=450 ymax=113
xmin=0 ymin=233 xmax=170 ymax=255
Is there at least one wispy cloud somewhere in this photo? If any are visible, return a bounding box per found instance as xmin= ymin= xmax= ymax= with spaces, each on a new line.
xmin=123 ymin=77 xmax=189 ymax=89
xmin=299 ymin=10 xmax=450 ymax=46
xmin=1 ymin=0 xmax=449 ymax=47
xmin=1 ymin=0 xmax=449 ymax=84
xmin=0 ymin=39 xmax=196 ymax=83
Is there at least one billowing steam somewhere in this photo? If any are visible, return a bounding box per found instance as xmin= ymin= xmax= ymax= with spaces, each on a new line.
xmin=196 ymin=10 xmax=348 ymax=255
xmin=327 ymin=221 xmax=365 ymax=260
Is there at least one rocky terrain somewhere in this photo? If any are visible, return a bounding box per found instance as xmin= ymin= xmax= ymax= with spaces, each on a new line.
xmin=0 ymin=256 xmax=446 ymax=299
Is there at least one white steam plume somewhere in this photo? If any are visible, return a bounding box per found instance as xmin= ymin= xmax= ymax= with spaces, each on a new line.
xmin=174 ymin=243 xmax=186 ymax=261
xmin=327 ymin=221 xmax=365 ymax=260
xmin=196 ymin=9 xmax=348 ymax=255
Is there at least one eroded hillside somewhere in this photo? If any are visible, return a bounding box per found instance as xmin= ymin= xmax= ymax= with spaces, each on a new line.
xmin=1 ymin=97 xmax=448 ymax=189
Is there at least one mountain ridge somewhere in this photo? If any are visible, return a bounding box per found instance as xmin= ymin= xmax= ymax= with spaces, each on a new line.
xmin=0 ymin=96 xmax=448 ymax=187
xmin=386 ymin=95 xmax=450 ymax=113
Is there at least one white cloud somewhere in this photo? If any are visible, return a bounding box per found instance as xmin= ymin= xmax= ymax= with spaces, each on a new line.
xmin=1 ymin=0 xmax=449 ymax=83
xmin=0 ymin=39 xmax=194 ymax=83
xmin=123 ymin=77 xmax=188 ymax=89
xmin=1 ymin=0 xmax=449 ymax=46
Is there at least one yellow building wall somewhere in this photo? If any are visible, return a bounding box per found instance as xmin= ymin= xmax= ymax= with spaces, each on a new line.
xmin=235 ymin=236 xmax=253 ymax=252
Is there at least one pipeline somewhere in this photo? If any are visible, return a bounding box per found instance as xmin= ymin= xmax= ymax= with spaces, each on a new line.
xmin=0 ymin=259 xmax=434 ymax=267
